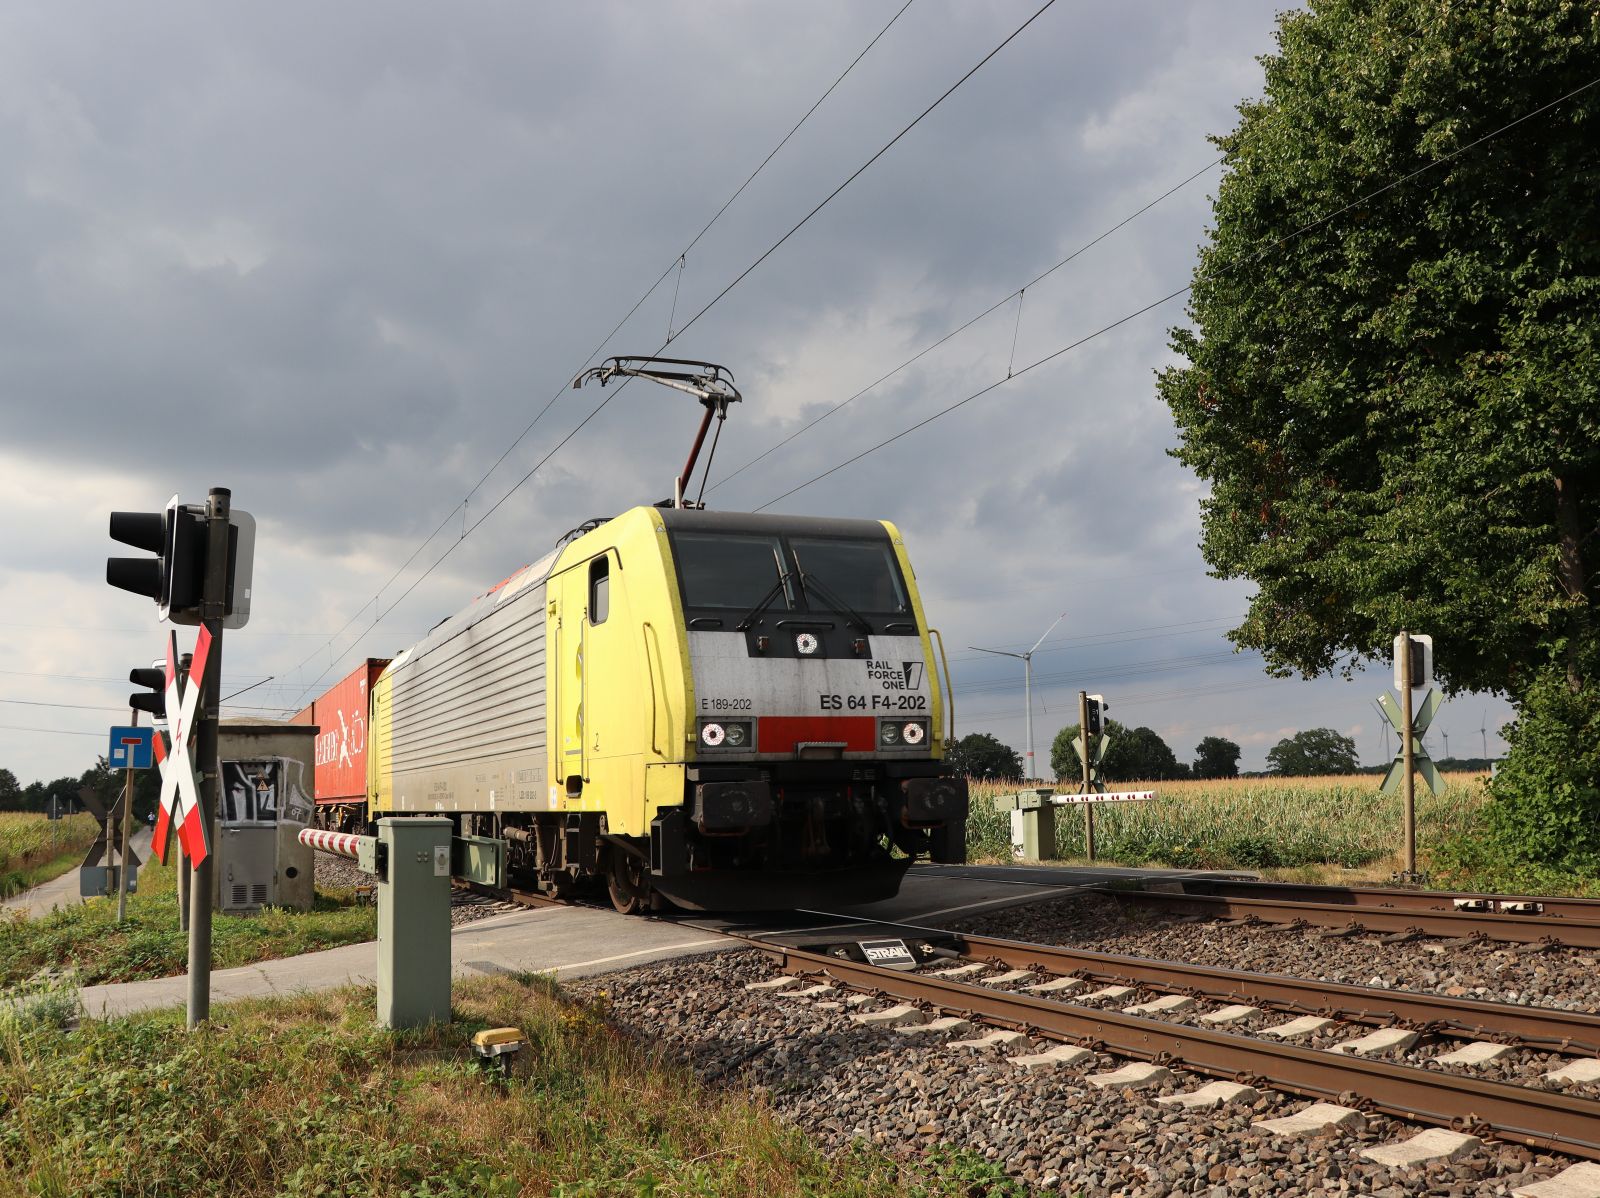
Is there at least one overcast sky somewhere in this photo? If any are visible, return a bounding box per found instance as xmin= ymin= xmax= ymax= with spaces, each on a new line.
xmin=0 ymin=1 xmax=1516 ymax=786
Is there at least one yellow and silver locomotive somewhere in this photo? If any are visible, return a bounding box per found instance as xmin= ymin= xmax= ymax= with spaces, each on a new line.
xmin=306 ymin=359 xmax=968 ymax=911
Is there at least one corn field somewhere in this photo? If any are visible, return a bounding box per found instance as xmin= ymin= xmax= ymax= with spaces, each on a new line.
xmin=0 ymin=812 xmax=98 ymax=898
xmin=964 ymin=774 xmax=1490 ymax=870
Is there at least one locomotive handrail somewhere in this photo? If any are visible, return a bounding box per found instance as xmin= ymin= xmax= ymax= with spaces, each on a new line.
xmin=930 ymin=628 xmax=954 ymax=747
xmin=641 ymin=620 xmax=662 ymax=756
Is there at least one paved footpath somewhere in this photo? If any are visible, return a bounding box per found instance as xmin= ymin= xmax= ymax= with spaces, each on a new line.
xmin=77 ymin=904 xmax=730 ymax=1020
xmin=3 ymin=829 xmax=153 ymax=920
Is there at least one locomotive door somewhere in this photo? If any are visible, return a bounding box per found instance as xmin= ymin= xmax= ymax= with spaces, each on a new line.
xmin=553 ymin=566 xmax=588 ymax=795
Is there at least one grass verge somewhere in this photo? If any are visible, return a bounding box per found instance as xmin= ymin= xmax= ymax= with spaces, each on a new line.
xmin=0 ymin=814 xmax=99 ymax=900
xmin=0 ymin=976 xmax=1024 ymax=1198
xmin=0 ymin=847 xmax=375 ymax=988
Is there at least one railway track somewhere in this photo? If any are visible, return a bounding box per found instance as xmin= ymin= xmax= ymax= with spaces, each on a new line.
xmin=470 ymin=874 xmax=1600 ymax=1185
xmin=915 ymin=864 xmax=1600 ymax=948
xmin=1099 ymin=885 xmax=1600 ymax=948
xmin=735 ymin=920 xmax=1600 ymax=1167
xmin=1153 ymin=877 xmax=1600 ymax=922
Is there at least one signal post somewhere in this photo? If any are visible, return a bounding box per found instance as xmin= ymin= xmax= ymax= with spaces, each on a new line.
xmin=188 ymin=487 xmax=231 ymax=1025
xmin=1378 ymin=632 xmax=1442 ymax=885
xmin=1076 ymin=691 xmax=1108 ymax=860
xmin=107 ymin=485 xmax=253 ymax=1029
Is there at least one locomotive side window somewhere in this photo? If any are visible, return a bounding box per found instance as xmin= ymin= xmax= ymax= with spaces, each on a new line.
xmin=589 ymin=556 xmax=609 ymax=625
xmin=673 ymin=533 xmax=793 ymax=610
xmin=790 ymin=538 xmax=909 ymax=615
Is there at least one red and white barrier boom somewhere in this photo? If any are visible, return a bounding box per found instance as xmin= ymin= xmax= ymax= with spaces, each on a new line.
xmin=298 ymin=829 xmax=367 ymax=860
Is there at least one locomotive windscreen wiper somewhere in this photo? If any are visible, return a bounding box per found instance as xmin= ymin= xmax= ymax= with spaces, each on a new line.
xmin=735 ymin=571 xmax=795 ymax=631
xmin=798 ymin=572 xmax=873 ymax=637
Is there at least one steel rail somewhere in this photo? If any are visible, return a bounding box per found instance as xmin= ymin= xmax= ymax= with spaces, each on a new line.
xmin=1101 ymin=887 xmax=1600 ymax=948
xmin=941 ymin=930 xmax=1600 ymax=1054
xmin=1165 ymin=878 xmax=1600 ymax=922
xmin=458 ymin=879 xmax=569 ymax=910
xmin=746 ymin=937 xmax=1600 ymax=1160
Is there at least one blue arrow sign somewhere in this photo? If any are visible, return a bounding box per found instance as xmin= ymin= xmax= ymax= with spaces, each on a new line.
xmin=108 ymin=726 xmax=153 ymax=770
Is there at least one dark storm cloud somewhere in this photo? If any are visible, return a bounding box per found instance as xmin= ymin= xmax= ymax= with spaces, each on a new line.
xmin=4 ymin=0 xmax=1513 ymax=782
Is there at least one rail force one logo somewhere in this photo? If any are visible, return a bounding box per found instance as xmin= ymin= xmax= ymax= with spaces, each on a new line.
xmin=867 ymin=660 xmax=924 ymax=691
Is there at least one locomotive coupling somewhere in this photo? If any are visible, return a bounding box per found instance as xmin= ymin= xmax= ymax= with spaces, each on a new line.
xmin=901 ymin=777 xmax=969 ymax=826
xmin=693 ymin=780 xmax=775 ymax=834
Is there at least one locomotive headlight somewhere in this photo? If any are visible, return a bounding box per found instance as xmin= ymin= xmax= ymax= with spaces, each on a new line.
xmin=701 ymin=722 xmax=726 ymax=747
xmin=880 ymin=723 xmax=901 ymax=746
xmin=901 ymin=721 xmax=926 ymax=746
xmin=724 ymin=722 xmax=749 ymax=748
xmin=795 ymin=632 xmax=820 ymax=656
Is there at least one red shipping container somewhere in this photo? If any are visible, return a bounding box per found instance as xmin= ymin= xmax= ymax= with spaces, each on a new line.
xmin=290 ymin=705 xmax=314 ymax=726
xmin=310 ymin=658 xmax=389 ymax=805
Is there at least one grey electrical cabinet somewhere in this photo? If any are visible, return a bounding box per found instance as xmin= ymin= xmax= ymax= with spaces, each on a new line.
xmin=215 ymin=721 xmax=317 ymax=913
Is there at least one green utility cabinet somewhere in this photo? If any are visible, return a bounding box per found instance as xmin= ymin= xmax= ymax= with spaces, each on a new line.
xmin=992 ymin=789 xmax=1058 ymax=861
xmin=375 ymin=817 xmax=454 ymax=1029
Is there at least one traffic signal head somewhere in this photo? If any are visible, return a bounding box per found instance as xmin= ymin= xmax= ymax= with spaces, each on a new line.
xmin=129 ymin=667 xmax=166 ymax=719
xmin=1086 ymin=693 xmax=1107 ymax=736
xmin=106 ymin=495 xmax=206 ymax=621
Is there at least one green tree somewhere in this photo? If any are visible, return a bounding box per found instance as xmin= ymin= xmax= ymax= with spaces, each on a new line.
xmin=1193 ymin=736 xmax=1242 ymax=779
xmin=1051 ymin=720 xmax=1185 ymax=782
xmin=1119 ymin=727 xmax=1185 ymax=780
xmin=78 ymin=757 xmax=122 ymax=816
xmin=1266 ymin=728 xmax=1360 ymax=776
xmin=20 ymin=776 xmax=83 ymax=814
xmin=945 ymin=732 xmax=1023 ymax=780
xmin=0 ymin=768 xmax=19 ymax=810
xmin=1157 ymin=1 xmax=1600 ymax=860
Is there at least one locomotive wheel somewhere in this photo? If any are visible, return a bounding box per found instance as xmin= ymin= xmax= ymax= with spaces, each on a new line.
xmin=606 ymin=848 xmax=650 ymax=915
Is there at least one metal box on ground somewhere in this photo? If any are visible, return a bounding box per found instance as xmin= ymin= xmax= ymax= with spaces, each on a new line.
xmin=377 ymin=817 xmax=454 ymax=1029
xmin=216 ymin=721 xmax=317 ymax=913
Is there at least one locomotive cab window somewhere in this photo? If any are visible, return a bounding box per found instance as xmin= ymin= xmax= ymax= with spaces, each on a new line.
xmin=790 ymin=538 xmax=910 ymax=616
xmin=672 ymin=533 xmax=793 ymax=611
xmin=589 ymin=556 xmax=609 ymax=625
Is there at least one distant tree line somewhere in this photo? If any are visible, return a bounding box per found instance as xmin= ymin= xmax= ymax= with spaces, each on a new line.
xmin=0 ymin=758 xmax=158 ymax=817
xmin=946 ymin=726 xmax=1244 ymax=783
xmin=950 ymin=722 xmax=1490 ymax=783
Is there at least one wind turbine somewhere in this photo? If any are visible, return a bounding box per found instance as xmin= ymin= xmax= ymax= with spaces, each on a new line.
xmin=971 ymin=612 xmax=1067 ymax=783
xmin=1480 ymin=710 xmax=1490 ymax=761
xmin=1371 ymin=700 xmax=1392 ymax=762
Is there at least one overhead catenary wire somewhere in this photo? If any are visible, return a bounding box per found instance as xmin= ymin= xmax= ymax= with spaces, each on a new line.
xmin=709 ymin=155 xmax=1222 ymax=493
xmin=664 ymin=0 xmax=1062 ymax=351
xmin=281 ymin=2 xmax=920 ymax=709
xmin=0 ymin=698 xmax=128 ymax=712
xmin=285 ymin=1 xmax=1060 ymax=709
xmin=458 ymin=0 xmax=919 ymax=512
xmin=944 ymin=614 xmax=1244 ymax=665
xmin=753 ymin=74 xmax=1600 ymax=512
xmin=955 ymin=648 xmax=1262 ymax=698
xmin=0 ymin=724 xmax=106 ymax=739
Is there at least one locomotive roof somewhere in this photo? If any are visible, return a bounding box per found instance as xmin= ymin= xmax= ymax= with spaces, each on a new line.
xmin=656 ymin=507 xmax=890 ymax=541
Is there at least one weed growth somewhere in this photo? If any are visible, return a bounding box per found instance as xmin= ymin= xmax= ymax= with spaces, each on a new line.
xmin=0 ymin=977 xmax=1022 ymax=1197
